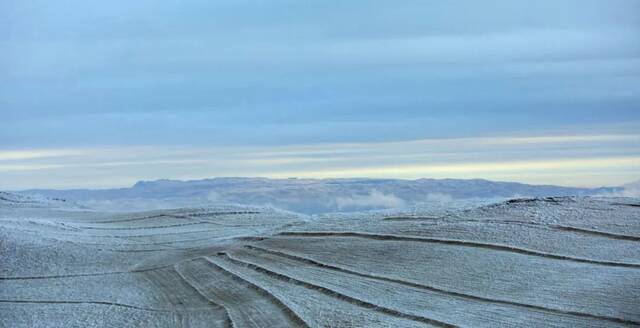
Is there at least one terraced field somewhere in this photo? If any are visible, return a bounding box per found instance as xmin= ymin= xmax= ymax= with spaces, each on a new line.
xmin=1 ymin=196 xmax=639 ymax=327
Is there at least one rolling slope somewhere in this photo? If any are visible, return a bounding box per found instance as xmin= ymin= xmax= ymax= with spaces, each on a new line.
xmin=1 ymin=194 xmax=638 ymax=327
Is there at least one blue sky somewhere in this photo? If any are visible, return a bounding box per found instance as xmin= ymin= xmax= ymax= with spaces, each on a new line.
xmin=1 ymin=0 xmax=639 ymax=189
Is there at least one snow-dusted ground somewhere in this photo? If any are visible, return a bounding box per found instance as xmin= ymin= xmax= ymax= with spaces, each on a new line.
xmin=1 ymin=193 xmax=639 ymax=327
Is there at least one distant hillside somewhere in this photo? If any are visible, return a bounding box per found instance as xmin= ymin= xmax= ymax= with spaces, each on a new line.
xmin=17 ymin=178 xmax=623 ymax=214
xmin=0 ymin=191 xmax=77 ymax=209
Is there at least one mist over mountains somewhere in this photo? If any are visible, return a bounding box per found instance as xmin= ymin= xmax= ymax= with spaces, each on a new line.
xmin=18 ymin=178 xmax=624 ymax=214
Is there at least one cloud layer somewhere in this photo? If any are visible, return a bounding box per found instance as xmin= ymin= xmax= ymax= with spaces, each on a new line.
xmin=1 ymin=1 xmax=639 ymax=188
xmin=1 ymin=133 xmax=638 ymax=189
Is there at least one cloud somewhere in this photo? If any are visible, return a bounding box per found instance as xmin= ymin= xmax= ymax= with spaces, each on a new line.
xmin=620 ymin=181 xmax=640 ymax=198
xmin=1 ymin=1 xmax=638 ymax=191
xmin=335 ymin=190 xmax=406 ymax=210
xmin=275 ymin=156 xmax=640 ymax=181
xmin=1 ymin=132 xmax=639 ymax=189
xmin=0 ymin=149 xmax=86 ymax=161
xmin=595 ymin=180 xmax=640 ymax=198
xmin=206 ymin=191 xmax=221 ymax=203
xmin=425 ymin=193 xmax=454 ymax=203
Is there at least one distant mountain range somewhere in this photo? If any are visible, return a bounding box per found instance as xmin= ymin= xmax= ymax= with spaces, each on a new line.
xmin=16 ymin=177 xmax=627 ymax=214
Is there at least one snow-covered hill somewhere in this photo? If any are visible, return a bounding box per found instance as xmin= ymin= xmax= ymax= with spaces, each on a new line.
xmin=1 ymin=197 xmax=638 ymax=327
xmin=0 ymin=191 xmax=77 ymax=209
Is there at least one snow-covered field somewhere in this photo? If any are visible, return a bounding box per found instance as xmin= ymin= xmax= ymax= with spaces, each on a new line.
xmin=1 ymin=193 xmax=639 ymax=327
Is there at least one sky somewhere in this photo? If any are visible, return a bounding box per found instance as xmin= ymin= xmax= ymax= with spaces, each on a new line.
xmin=1 ymin=0 xmax=640 ymax=189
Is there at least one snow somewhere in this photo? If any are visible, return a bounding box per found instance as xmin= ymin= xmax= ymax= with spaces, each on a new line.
xmin=1 ymin=192 xmax=638 ymax=327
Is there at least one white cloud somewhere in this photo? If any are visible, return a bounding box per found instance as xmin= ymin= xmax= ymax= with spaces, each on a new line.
xmin=0 ymin=149 xmax=86 ymax=161
xmin=620 ymin=181 xmax=640 ymax=198
xmin=335 ymin=190 xmax=406 ymax=210
xmin=425 ymin=193 xmax=454 ymax=203
xmin=1 ymin=133 xmax=639 ymax=189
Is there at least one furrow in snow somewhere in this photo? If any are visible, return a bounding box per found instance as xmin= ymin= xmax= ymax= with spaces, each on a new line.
xmin=172 ymin=265 xmax=235 ymax=328
xmin=176 ymin=257 xmax=309 ymax=328
xmin=245 ymin=245 xmax=639 ymax=326
xmin=217 ymin=252 xmax=457 ymax=328
xmin=0 ymin=299 xmax=170 ymax=313
xmin=277 ymin=231 xmax=640 ymax=268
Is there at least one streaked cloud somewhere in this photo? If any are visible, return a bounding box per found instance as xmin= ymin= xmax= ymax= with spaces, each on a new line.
xmin=0 ymin=149 xmax=87 ymax=161
xmin=1 ymin=1 xmax=638 ymax=188
xmin=274 ymin=156 xmax=640 ymax=179
xmin=1 ymin=133 xmax=638 ymax=189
